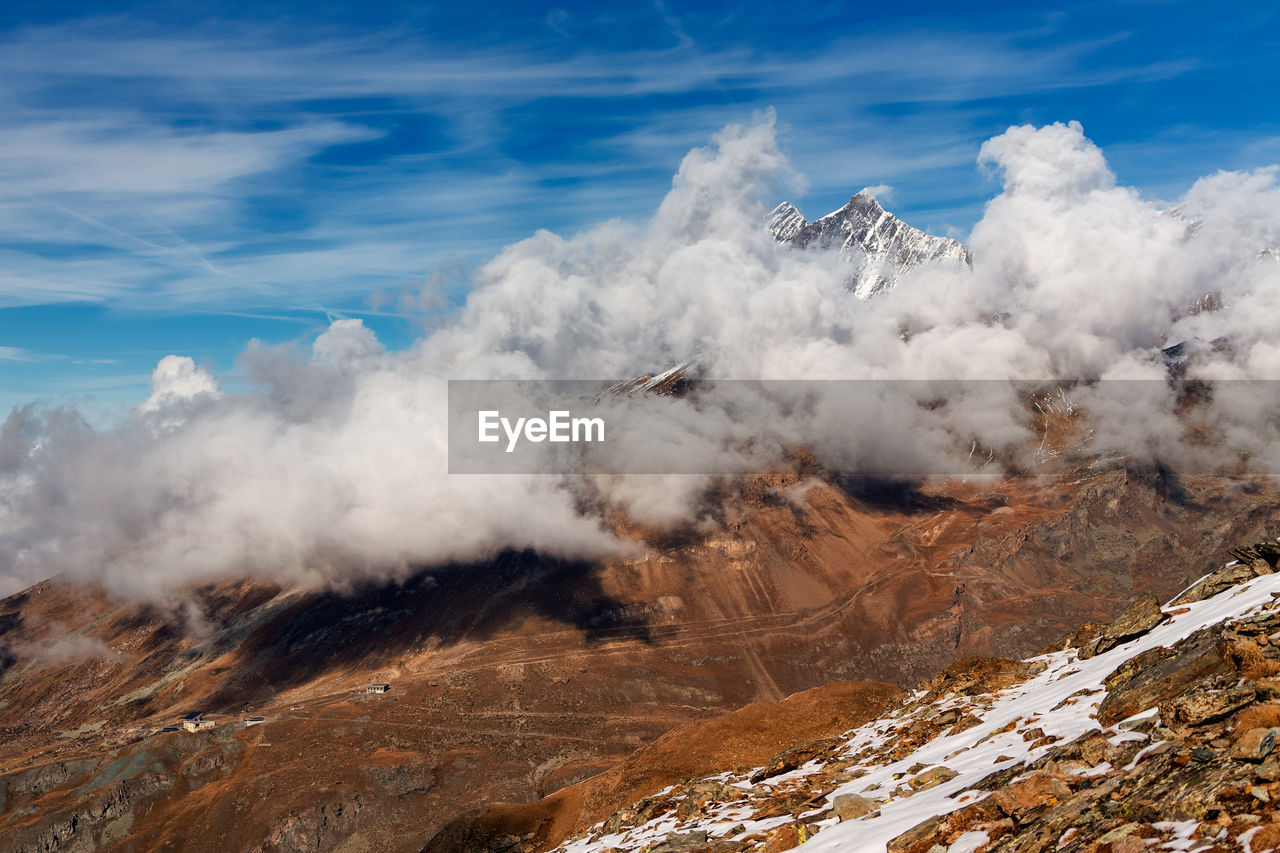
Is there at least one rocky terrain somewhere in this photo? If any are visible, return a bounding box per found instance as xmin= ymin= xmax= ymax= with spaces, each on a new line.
xmin=2 ymin=463 xmax=1278 ymax=851
xmin=422 ymin=679 xmax=899 ymax=853
xmin=544 ymin=543 xmax=1280 ymax=853
xmin=768 ymin=191 xmax=972 ymax=297
xmin=0 ymin=194 xmax=1264 ymax=851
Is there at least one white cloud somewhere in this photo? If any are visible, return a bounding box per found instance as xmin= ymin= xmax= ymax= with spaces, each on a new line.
xmin=0 ymin=120 xmax=371 ymax=196
xmin=2 ymin=117 xmax=1279 ymax=599
xmin=861 ymin=184 xmax=895 ymax=202
xmin=139 ymin=355 xmax=220 ymax=414
xmin=0 ymin=346 xmax=41 ymax=362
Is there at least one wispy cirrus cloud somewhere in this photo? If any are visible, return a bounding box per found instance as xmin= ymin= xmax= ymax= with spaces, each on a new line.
xmin=0 ymin=6 xmax=1263 ymax=316
xmin=0 ymin=344 xmax=118 ymax=364
xmin=0 ymin=346 xmax=41 ymax=362
xmin=0 ymin=22 xmax=1187 ymax=105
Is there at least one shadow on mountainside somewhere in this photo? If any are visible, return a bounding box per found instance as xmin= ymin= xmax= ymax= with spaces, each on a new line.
xmin=831 ymin=475 xmax=964 ymax=514
xmin=198 ymin=549 xmax=650 ymax=710
xmin=0 ymin=611 xmax=20 ymax=678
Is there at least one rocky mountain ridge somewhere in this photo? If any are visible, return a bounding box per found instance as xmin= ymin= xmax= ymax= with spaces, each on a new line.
xmin=769 ymin=191 xmax=972 ymax=298
xmin=546 ymin=545 xmax=1280 ymax=853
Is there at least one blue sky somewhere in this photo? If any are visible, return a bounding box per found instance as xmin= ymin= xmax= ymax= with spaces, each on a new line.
xmin=0 ymin=0 xmax=1277 ymax=416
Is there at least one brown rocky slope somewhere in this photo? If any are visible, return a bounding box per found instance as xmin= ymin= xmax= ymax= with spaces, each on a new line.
xmin=539 ymin=545 xmax=1280 ymax=853
xmin=1 ymin=466 xmax=1278 ymax=851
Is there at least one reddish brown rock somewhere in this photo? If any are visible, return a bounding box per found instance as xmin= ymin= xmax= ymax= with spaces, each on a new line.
xmin=750 ymin=738 xmax=843 ymax=783
xmin=1231 ymin=727 xmax=1279 ymax=762
xmin=4 ymin=475 xmax=1279 ymax=853
xmin=989 ymin=773 xmax=1071 ymax=821
xmin=1108 ymin=836 xmax=1146 ymax=853
xmin=760 ymin=823 xmax=806 ymax=852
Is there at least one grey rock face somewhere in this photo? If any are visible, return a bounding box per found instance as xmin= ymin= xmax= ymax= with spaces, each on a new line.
xmin=1096 ymin=623 xmax=1230 ymax=725
xmin=1171 ymin=562 xmax=1259 ymax=605
xmin=768 ymin=190 xmax=972 ymax=298
xmin=1083 ymin=594 xmax=1169 ymax=658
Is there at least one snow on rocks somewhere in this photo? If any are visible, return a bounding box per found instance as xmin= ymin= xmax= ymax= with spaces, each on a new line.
xmin=553 ymin=544 xmax=1280 ymax=853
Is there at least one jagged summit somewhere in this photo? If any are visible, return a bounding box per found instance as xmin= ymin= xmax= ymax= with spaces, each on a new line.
xmin=767 ymin=201 xmax=807 ymax=242
xmin=770 ymin=190 xmax=972 ymax=298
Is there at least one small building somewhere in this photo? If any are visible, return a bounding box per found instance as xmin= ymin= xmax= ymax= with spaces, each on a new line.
xmin=180 ymin=712 xmax=212 ymax=732
xmin=242 ymin=716 xmax=265 ymax=726
xmin=366 ymin=683 xmax=391 ymax=695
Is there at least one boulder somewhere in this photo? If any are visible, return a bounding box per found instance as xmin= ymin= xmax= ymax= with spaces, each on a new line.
xmin=750 ymin=738 xmax=842 ymax=783
xmin=1226 ymin=611 xmax=1280 ymax=638
xmin=832 ymin=793 xmax=877 ymax=821
xmin=989 ymin=773 xmax=1070 ymax=821
xmin=908 ymin=766 xmax=958 ymax=791
xmin=760 ymin=823 xmax=807 ymax=852
xmin=1097 ymin=823 xmax=1140 ymax=844
xmin=886 ymin=813 xmax=945 ymax=853
xmin=1085 ymin=595 xmax=1168 ymax=657
xmin=600 ymin=806 xmax=640 ymax=835
xmin=1257 ymin=759 xmax=1280 ymax=781
xmin=1097 ymin=625 xmax=1231 ymax=725
xmin=1109 ymin=837 xmax=1147 ymax=853
xmin=649 ymin=830 xmax=708 ymax=853
xmin=920 ymin=658 xmax=1047 ymax=701
xmin=1229 ymin=541 xmax=1280 ymax=570
xmin=1104 ymin=646 xmax=1172 ymax=692
xmin=1061 ymin=732 xmax=1114 ymax=766
xmin=674 ymin=782 xmax=734 ymax=819
xmin=1160 ymin=684 xmax=1256 ymax=728
xmin=749 ymin=791 xmax=814 ymax=820
xmin=1171 ymin=563 xmax=1258 ymax=606
xmin=1231 ymin=727 xmax=1280 ymax=762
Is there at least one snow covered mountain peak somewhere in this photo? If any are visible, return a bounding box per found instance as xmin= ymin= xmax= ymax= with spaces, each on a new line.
xmin=769 ymin=190 xmax=972 ymax=298
xmin=767 ymin=201 xmax=807 ymax=242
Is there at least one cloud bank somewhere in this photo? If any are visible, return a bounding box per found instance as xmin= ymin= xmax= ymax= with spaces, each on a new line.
xmin=2 ymin=116 xmax=1279 ymax=597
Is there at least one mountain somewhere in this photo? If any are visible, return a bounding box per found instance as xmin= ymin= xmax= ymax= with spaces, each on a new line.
xmin=3 ymin=466 xmax=1277 ymax=852
xmin=769 ymin=191 xmax=972 ymax=298
xmin=542 ymin=545 xmax=1280 ymax=853
xmin=423 ymin=680 xmax=899 ymax=853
